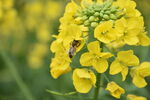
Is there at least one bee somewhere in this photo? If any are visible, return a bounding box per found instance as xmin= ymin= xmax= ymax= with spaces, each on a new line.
xmin=68 ymin=40 xmax=81 ymax=58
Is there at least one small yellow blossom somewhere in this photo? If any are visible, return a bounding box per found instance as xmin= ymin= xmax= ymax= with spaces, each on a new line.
xmin=106 ymin=81 xmax=125 ymax=99
xmin=127 ymin=94 xmax=147 ymax=100
xmin=59 ymin=1 xmax=79 ymax=29
xmin=130 ymin=62 xmax=150 ymax=88
xmin=73 ymin=68 xmax=96 ymax=93
xmin=49 ymin=0 xmax=150 ymax=96
xmin=50 ymin=54 xmax=71 ymax=79
xmin=113 ymin=0 xmax=141 ymax=18
xmin=58 ymin=24 xmax=85 ymax=49
xmin=50 ymin=39 xmax=66 ymax=54
xmin=94 ymin=21 xmax=117 ymax=43
xmin=114 ymin=17 xmax=144 ymax=45
xmin=80 ymin=41 xmax=113 ymax=73
xmin=110 ymin=50 xmax=139 ymax=81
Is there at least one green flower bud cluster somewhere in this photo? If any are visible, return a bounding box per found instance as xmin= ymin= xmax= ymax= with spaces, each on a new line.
xmin=75 ymin=1 xmax=122 ymax=28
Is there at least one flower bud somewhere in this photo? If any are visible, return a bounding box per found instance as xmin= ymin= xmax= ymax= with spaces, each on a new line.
xmin=91 ymin=22 xmax=98 ymax=28
xmin=100 ymin=13 xmax=103 ymax=17
xmin=110 ymin=14 xmax=117 ymax=20
xmin=105 ymin=11 xmax=111 ymax=14
xmin=82 ymin=15 xmax=88 ymax=21
xmin=84 ymin=20 xmax=90 ymax=26
xmin=94 ymin=12 xmax=100 ymax=17
xmin=89 ymin=16 xmax=95 ymax=22
xmin=103 ymin=14 xmax=109 ymax=20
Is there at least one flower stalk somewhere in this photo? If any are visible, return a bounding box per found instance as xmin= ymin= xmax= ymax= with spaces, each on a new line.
xmin=50 ymin=0 xmax=150 ymax=99
xmin=93 ymin=73 xmax=101 ymax=100
xmin=93 ymin=42 xmax=104 ymax=100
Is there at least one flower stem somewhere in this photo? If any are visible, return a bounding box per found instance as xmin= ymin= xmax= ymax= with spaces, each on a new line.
xmin=93 ymin=73 xmax=101 ymax=100
xmin=93 ymin=42 xmax=105 ymax=100
xmin=0 ymin=41 xmax=34 ymax=100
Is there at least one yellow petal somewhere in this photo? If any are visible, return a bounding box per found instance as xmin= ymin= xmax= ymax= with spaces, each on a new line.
xmin=132 ymin=76 xmax=147 ymax=88
xmin=109 ymin=60 xmax=123 ymax=75
xmin=50 ymin=65 xmax=71 ymax=79
xmin=73 ymin=69 xmax=96 ymax=93
xmin=115 ymin=17 xmax=126 ymax=36
xmin=138 ymin=33 xmax=150 ymax=46
xmin=65 ymin=1 xmax=79 ymax=14
xmin=121 ymin=66 xmax=128 ymax=81
xmin=139 ymin=62 xmax=150 ymax=77
xmin=124 ymin=36 xmax=139 ymax=45
xmin=127 ymin=17 xmax=144 ymax=29
xmin=73 ymin=76 xmax=92 ymax=93
xmin=93 ymin=58 xmax=108 ymax=73
xmin=94 ymin=21 xmax=114 ymax=43
xmin=80 ymin=52 xmax=94 ymax=66
xmin=106 ymin=81 xmax=125 ymax=99
xmin=118 ymin=50 xmax=139 ymax=66
xmin=87 ymin=41 xmax=101 ymax=54
xmin=76 ymin=68 xmax=91 ymax=78
xmin=99 ymin=52 xmax=113 ymax=58
xmin=50 ymin=40 xmax=64 ymax=53
xmin=89 ymin=71 xmax=96 ymax=86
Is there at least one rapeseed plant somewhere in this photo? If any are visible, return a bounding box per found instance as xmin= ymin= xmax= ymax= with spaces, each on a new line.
xmin=50 ymin=0 xmax=150 ymax=99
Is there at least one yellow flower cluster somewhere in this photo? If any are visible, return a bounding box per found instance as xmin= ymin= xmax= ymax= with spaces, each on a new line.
xmin=26 ymin=1 xmax=62 ymax=69
xmin=50 ymin=0 xmax=150 ymax=99
xmin=0 ymin=0 xmax=62 ymax=69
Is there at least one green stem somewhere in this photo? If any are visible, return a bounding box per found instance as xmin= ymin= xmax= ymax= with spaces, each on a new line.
xmin=0 ymin=42 xmax=34 ymax=100
xmin=93 ymin=43 xmax=105 ymax=100
xmin=93 ymin=73 xmax=101 ymax=100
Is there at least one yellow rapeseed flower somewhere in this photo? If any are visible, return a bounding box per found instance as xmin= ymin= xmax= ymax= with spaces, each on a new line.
xmin=115 ymin=17 xmax=144 ymax=45
xmin=59 ymin=1 xmax=80 ymax=29
xmin=130 ymin=62 xmax=150 ymax=88
xmin=73 ymin=68 xmax=96 ymax=93
xmin=106 ymin=81 xmax=125 ymax=99
xmin=50 ymin=39 xmax=66 ymax=54
xmin=50 ymin=54 xmax=71 ymax=79
xmin=110 ymin=50 xmax=139 ymax=81
xmin=94 ymin=21 xmax=118 ymax=43
xmin=58 ymin=24 xmax=85 ymax=49
xmin=113 ymin=0 xmax=141 ymax=18
xmin=80 ymin=41 xmax=113 ymax=73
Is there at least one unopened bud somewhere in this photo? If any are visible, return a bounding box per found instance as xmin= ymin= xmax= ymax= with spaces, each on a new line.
xmin=110 ymin=8 xmax=117 ymax=12
xmin=100 ymin=13 xmax=103 ymax=17
xmin=94 ymin=12 xmax=100 ymax=17
xmin=91 ymin=22 xmax=98 ymax=28
xmin=84 ymin=20 xmax=90 ymax=26
xmin=110 ymin=14 xmax=117 ymax=20
xmin=105 ymin=11 xmax=111 ymax=14
xmin=103 ymin=14 xmax=109 ymax=20
xmin=89 ymin=16 xmax=95 ymax=22
xmin=82 ymin=16 xmax=88 ymax=21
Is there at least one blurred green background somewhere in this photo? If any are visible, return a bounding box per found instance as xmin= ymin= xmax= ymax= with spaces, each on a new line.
xmin=0 ymin=0 xmax=150 ymax=100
